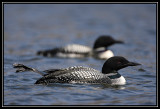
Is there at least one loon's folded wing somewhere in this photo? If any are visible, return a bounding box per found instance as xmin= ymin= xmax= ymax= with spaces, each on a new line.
xmin=37 ymin=44 xmax=92 ymax=57
xmin=35 ymin=66 xmax=104 ymax=84
xmin=42 ymin=66 xmax=87 ymax=77
xmin=63 ymin=44 xmax=92 ymax=54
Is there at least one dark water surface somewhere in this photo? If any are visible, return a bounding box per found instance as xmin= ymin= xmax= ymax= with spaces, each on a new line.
xmin=4 ymin=4 xmax=157 ymax=106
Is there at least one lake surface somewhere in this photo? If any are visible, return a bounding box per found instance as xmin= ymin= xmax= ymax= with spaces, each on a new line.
xmin=3 ymin=4 xmax=157 ymax=106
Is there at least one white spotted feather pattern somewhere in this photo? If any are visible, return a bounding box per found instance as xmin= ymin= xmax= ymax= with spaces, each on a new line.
xmin=35 ymin=66 xmax=112 ymax=84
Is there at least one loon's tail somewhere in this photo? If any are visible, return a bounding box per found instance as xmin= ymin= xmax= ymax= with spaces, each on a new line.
xmin=13 ymin=63 xmax=44 ymax=76
xmin=37 ymin=48 xmax=60 ymax=57
xmin=37 ymin=50 xmax=49 ymax=57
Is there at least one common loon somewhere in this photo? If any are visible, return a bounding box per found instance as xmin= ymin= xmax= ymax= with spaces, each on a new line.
xmin=37 ymin=35 xmax=123 ymax=59
xmin=13 ymin=56 xmax=140 ymax=85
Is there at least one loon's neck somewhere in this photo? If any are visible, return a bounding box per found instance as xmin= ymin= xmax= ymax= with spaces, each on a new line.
xmin=107 ymin=72 xmax=121 ymax=79
xmin=93 ymin=47 xmax=108 ymax=53
xmin=102 ymin=70 xmax=122 ymax=80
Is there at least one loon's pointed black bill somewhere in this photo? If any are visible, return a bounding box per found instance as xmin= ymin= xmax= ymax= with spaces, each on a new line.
xmin=127 ymin=62 xmax=141 ymax=66
xmin=115 ymin=40 xmax=124 ymax=44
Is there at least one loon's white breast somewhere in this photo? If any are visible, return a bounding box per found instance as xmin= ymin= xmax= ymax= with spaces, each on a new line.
xmin=96 ymin=50 xmax=114 ymax=59
xmin=110 ymin=76 xmax=126 ymax=85
xmin=93 ymin=47 xmax=114 ymax=59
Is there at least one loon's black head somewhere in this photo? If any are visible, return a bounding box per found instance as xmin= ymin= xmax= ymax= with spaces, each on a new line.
xmin=93 ymin=35 xmax=123 ymax=49
xmin=102 ymin=56 xmax=141 ymax=74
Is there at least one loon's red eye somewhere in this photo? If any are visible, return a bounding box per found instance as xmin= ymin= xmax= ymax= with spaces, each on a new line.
xmin=117 ymin=61 xmax=121 ymax=64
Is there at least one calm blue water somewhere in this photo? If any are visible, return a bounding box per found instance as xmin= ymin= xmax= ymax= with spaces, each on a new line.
xmin=4 ymin=4 xmax=157 ymax=106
